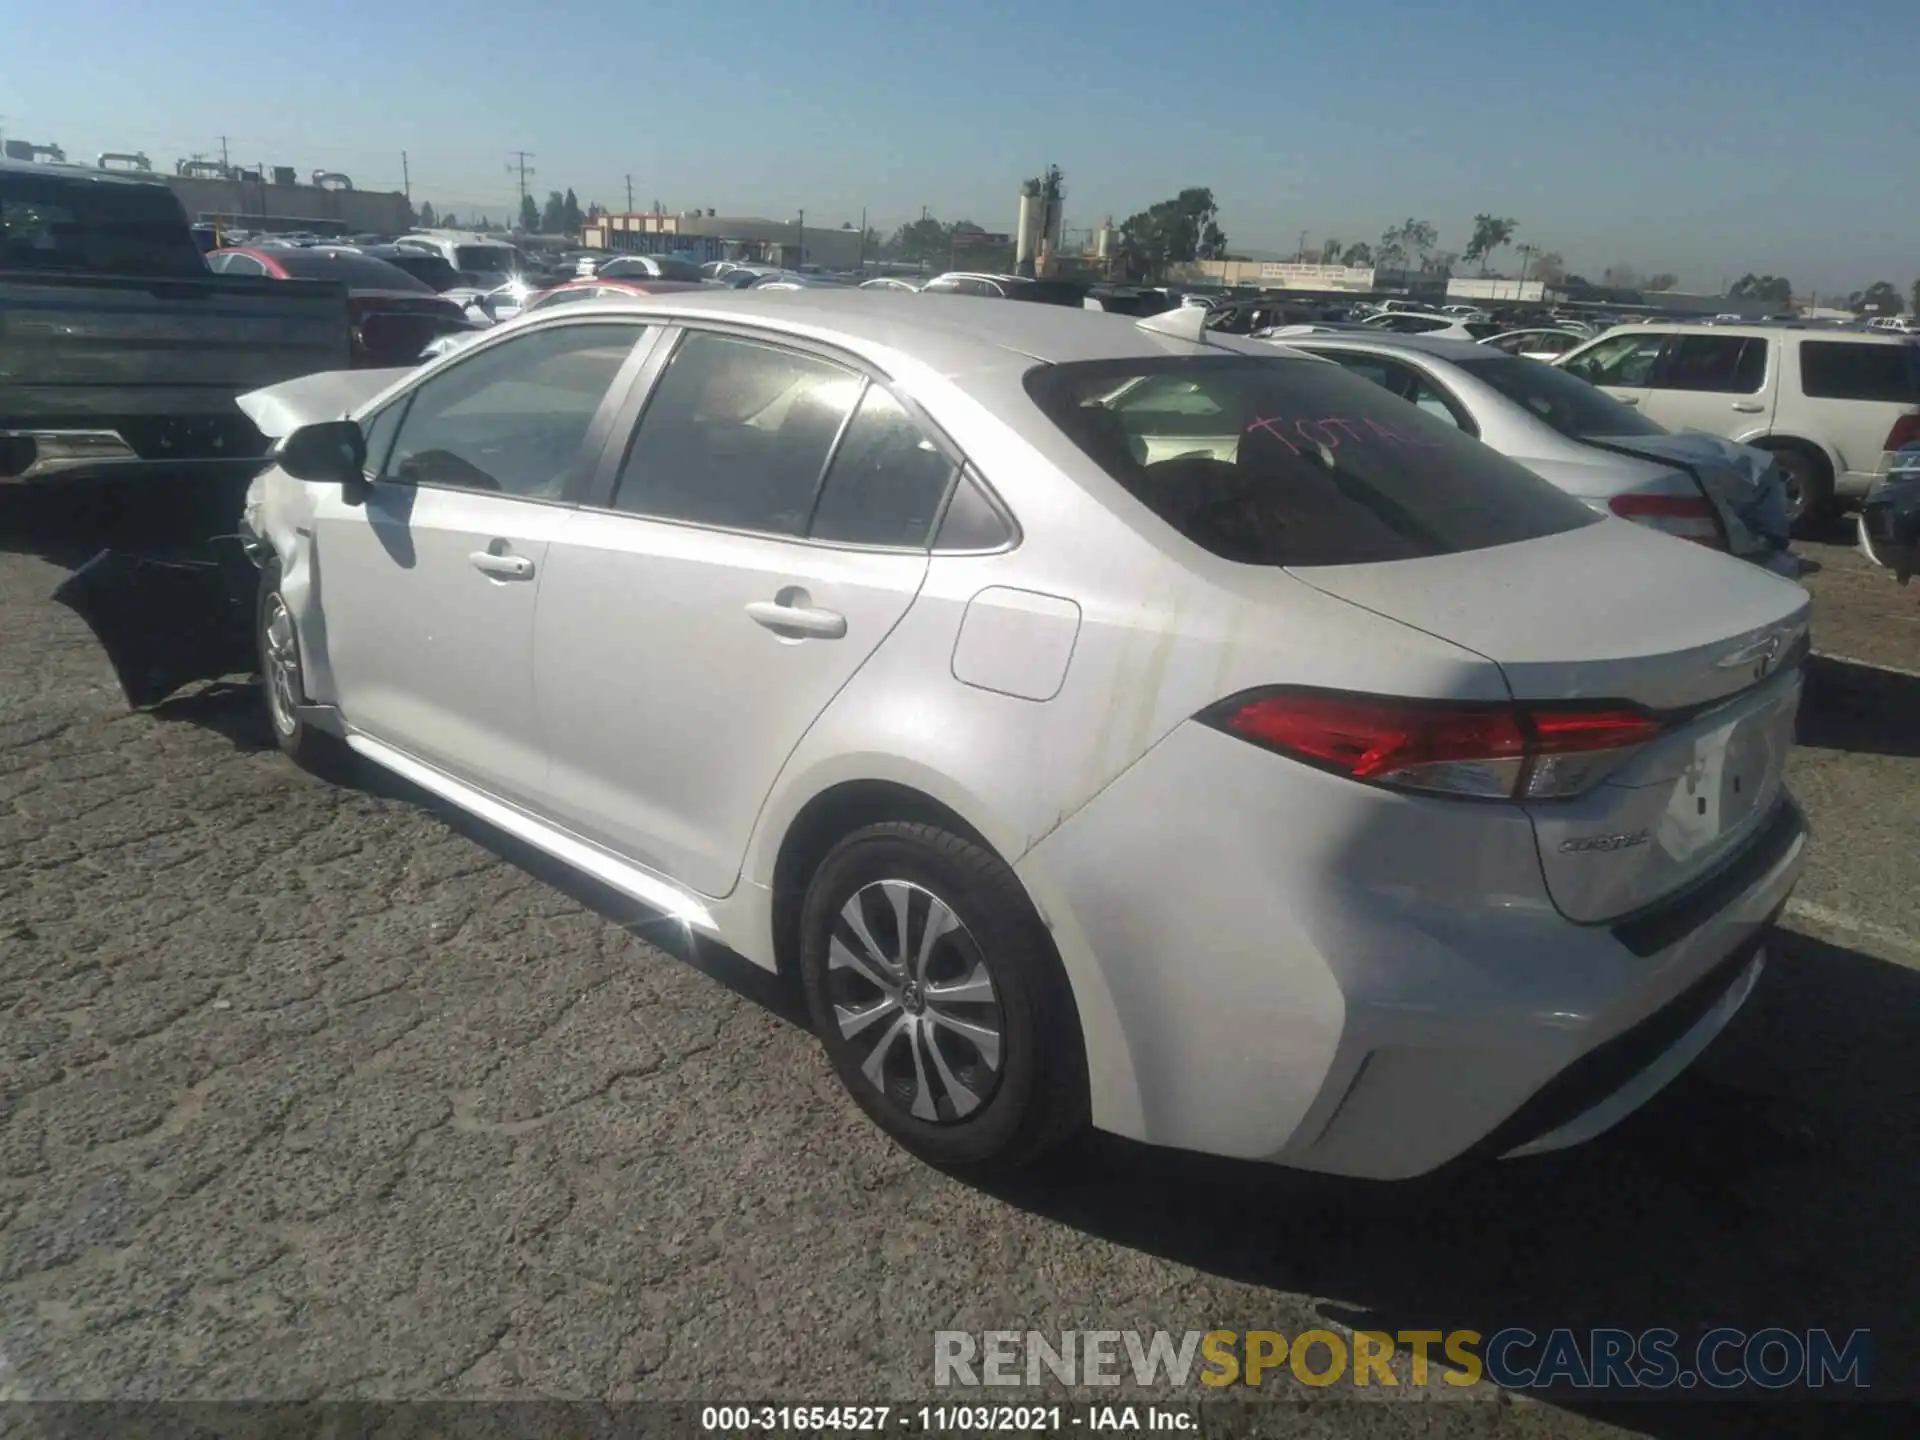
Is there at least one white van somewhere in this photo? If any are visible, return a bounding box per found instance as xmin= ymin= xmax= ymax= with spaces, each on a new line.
xmin=393 ymin=231 xmax=524 ymax=288
xmin=1557 ymin=324 xmax=1920 ymax=531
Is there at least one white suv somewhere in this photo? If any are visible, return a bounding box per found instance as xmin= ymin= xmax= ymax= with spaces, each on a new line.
xmin=1557 ymin=324 xmax=1920 ymax=531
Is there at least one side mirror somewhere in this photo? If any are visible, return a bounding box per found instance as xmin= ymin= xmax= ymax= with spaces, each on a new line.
xmin=276 ymin=420 xmax=370 ymax=505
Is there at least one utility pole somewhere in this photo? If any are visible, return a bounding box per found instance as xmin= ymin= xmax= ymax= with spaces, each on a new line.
xmin=625 ymin=174 xmax=634 ymax=211
xmin=857 ymin=205 xmax=867 ymax=272
xmin=506 ymin=150 xmax=536 ymax=216
xmin=218 ymin=135 xmax=230 ymax=170
xmin=401 ymin=150 xmax=411 ymax=203
xmin=1515 ymin=243 xmax=1537 ymax=296
xmin=1297 ymin=229 xmax=1309 ymax=263
xmin=796 ymin=208 xmax=804 ymax=267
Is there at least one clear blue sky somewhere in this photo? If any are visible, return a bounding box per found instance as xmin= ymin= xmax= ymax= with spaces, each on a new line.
xmin=4 ymin=0 xmax=1914 ymax=294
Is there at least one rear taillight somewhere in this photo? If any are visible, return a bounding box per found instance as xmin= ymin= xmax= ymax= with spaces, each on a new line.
xmin=1204 ymin=690 xmax=1662 ymax=801
xmin=1884 ymin=414 xmax=1920 ymax=451
xmin=1608 ymin=492 xmax=1725 ymax=548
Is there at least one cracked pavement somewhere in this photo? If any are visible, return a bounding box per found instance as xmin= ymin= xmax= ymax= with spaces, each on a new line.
xmin=1 ymin=490 xmax=1917 ymax=1435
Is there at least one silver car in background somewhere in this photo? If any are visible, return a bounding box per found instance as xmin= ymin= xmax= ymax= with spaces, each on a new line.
xmin=1279 ymin=333 xmax=1797 ymax=569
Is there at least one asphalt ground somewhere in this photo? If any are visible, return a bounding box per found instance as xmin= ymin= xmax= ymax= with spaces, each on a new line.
xmin=1 ymin=478 xmax=1916 ymax=1438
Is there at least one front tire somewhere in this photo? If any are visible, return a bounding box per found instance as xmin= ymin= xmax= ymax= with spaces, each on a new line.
xmin=799 ymin=822 xmax=1089 ymax=1172
xmin=256 ymin=561 xmax=345 ymax=775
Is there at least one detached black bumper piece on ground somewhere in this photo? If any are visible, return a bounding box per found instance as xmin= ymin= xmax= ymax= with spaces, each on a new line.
xmin=52 ymin=539 xmax=260 ymax=709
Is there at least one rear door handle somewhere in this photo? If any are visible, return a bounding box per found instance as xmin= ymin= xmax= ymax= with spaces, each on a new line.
xmin=745 ymin=600 xmax=847 ymax=639
xmin=469 ymin=551 xmax=535 ymax=580
xmin=1730 ymin=402 xmax=1765 ymax=413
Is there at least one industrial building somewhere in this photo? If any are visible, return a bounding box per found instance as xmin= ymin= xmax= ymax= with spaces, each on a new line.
xmin=578 ymin=211 xmax=867 ymax=270
xmin=1 ymin=141 xmax=411 ymax=236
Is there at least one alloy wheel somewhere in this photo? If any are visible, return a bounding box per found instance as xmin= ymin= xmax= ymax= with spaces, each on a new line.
xmin=827 ymin=879 xmax=1004 ymax=1124
xmin=262 ymin=594 xmax=301 ymax=737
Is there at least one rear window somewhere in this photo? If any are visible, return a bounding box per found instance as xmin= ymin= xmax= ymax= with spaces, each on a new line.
xmin=1025 ymin=357 xmax=1600 ymax=567
xmin=272 ymin=250 xmax=434 ymax=291
xmin=1 ymin=175 xmax=204 ymax=277
xmin=381 ymin=252 xmax=459 ymax=290
xmin=648 ymin=256 xmax=705 ymax=282
xmin=454 ymin=246 xmax=517 ymax=272
xmin=1799 ymin=341 xmax=1920 ymax=403
xmin=1453 ymin=355 xmax=1667 ymax=439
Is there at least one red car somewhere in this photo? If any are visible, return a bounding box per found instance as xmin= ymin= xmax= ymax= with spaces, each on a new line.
xmin=208 ymin=245 xmax=472 ymax=366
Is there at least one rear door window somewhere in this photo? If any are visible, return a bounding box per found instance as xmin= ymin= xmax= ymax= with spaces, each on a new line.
xmin=611 ymin=332 xmax=861 ymax=535
xmin=1799 ymin=341 xmax=1920 ymax=402
xmin=1653 ymin=334 xmax=1768 ymax=394
xmin=807 ymin=384 xmax=958 ymax=548
xmin=1025 ymin=357 xmax=1599 ymax=567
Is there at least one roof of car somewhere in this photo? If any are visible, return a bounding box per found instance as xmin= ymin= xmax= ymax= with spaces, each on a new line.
xmin=1606 ymin=322 xmax=1912 ymax=344
xmin=508 ymin=288 xmax=1273 ymax=373
xmin=0 ymin=158 xmax=170 ymax=188
xmin=1276 ymin=332 xmax=1494 ymax=361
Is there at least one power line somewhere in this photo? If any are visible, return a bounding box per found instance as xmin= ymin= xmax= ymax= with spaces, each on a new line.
xmin=506 ymin=150 xmax=536 ymax=213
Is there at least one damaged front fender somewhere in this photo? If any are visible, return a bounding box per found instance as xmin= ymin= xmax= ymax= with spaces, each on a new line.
xmin=52 ymin=535 xmax=263 ymax=709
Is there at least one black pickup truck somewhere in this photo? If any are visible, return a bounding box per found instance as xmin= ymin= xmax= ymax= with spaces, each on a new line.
xmin=1 ymin=159 xmax=350 ymax=491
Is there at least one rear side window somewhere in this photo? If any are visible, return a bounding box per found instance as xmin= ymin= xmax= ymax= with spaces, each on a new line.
xmin=808 ymin=384 xmax=957 ymax=548
xmin=1799 ymin=341 xmax=1920 ymax=402
xmin=1656 ymin=334 xmax=1767 ymax=394
xmin=1 ymin=175 xmax=204 ymax=277
xmin=1025 ymin=357 xmax=1599 ymax=567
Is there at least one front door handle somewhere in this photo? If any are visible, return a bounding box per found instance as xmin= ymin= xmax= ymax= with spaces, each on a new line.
xmin=1730 ymin=401 xmax=1765 ymax=413
xmin=1617 ymin=395 xmax=1640 ymax=406
xmin=745 ymin=599 xmax=847 ymax=639
xmin=469 ymin=551 xmax=535 ymax=580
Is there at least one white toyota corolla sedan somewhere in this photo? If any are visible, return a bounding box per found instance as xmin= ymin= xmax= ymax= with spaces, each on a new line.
xmin=235 ymin=291 xmax=1811 ymax=1178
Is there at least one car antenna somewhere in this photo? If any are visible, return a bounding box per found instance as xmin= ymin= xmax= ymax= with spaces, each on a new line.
xmin=1134 ymin=305 xmax=1210 ymax=346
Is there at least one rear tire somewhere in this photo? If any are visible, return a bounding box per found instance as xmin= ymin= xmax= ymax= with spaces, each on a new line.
xmin=799 ymin=822 xmax=1089 ymax=1172
xmin=1762 ymin=442 xmax=1835 ymax=538
xmin=256 ymin=560 xmax=346 ymax=776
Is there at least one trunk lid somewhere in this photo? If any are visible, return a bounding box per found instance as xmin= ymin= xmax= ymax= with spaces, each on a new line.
xmin=1594 ymin=430 xmax=1788 ymax=557
xmin=1290 ymin=517 xmax=1811 ymax=924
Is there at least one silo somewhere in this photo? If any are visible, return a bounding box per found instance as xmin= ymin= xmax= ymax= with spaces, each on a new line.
xmin=1015 ymin=181 xmax=1040 ymax=271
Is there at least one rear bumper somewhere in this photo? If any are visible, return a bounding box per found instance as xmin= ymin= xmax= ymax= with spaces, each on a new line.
xmin=0 ymin=422 xmax=269 ymax=486
xmin=1019 ymin=722 xmax=1808 ymax=1179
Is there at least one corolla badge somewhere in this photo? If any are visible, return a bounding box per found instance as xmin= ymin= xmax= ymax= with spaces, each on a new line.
xmin=1559 ymin=828 xmax=1651 ymax=854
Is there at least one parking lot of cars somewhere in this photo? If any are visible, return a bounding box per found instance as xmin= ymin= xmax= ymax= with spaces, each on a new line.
xmin=1 ymin=468 xmax=1918 ymax=1423
xmin=5 ymin=160 xmax=1920 ymax=1426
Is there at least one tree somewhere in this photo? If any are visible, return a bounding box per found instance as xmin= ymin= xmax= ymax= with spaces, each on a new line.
xmin=889 ymin=214 xmax=951 ymax=266
xmin=562 ymin=188 xmax=584 ymax=234
xmin=1911 ymin=277 xmax=1920 ymax=317
xmin=1530 ymin=250 xmax=1566 ymax=286
xmin=1378 ymin=218 xmax=1437 ymax=272
xmin=1602 ymin=264 xmax=1640 ymax=289
xmin=441 ymin=213 xmax=459 ymax=229
xmin=517 ymin=193 xmax=538 ymax=232
xmin=1644 ymin=273 xmax=1679 ymax=292
xmin=539 ymin=189 xmax=565 ymax=233
xmin=1857 ymin=280 xmax=1901 ymax=315
xmin=586 ymin=201 xmax=605 ymax=223
xmin=1463 ymin=214 xmax=1516 ymax=275
xmin=1729 ymin=273 xmax=1791 ymax=304
xmin=1318 ymin=238 xmax=1344 ymax=265
xmin=1115 ymin=188 xmax=1226 ymax=279
xmin=417 ymin=200 xmax=437 ymax=227
xmin=1340 ymin=241 xmax=1372 ymax=267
